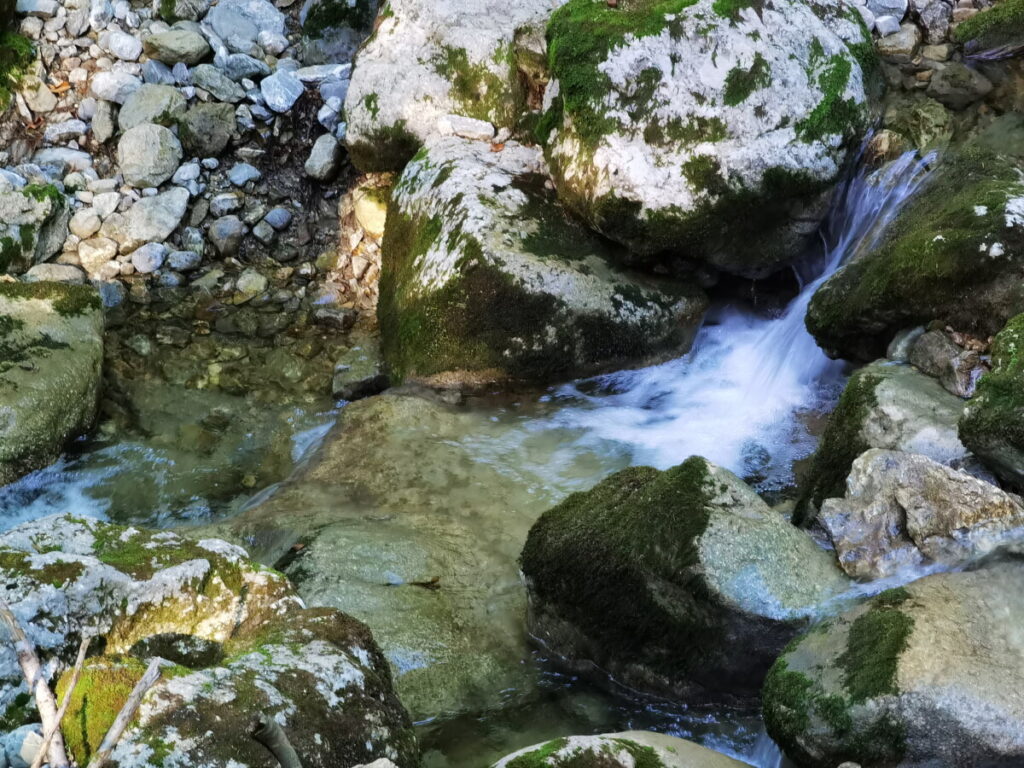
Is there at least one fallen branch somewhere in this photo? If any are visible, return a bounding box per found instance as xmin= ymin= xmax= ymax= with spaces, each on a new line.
xmin=85 ymin=657 xmax=162 ymax=768
xmin=0 ymin=598 xmax=71 ymax=768
xmin=30 ymin=635 xmax=91 ymax=768
xmin=252 ymin=713 xmax=303 ymax=768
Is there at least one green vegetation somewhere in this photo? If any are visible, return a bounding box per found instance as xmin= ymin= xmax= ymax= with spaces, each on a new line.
xmin=838 ymin=589 xmax=913 ymax=702
xmin=433 ymin=44 xmax=521 ymax=127
xmin=0 ymin=282 xmax=101 ymax=317
xmin=0 ymin=30 xmax=33 ymax=111
xmin=723 ymin=53 xmax=771 ymax=106
xmin=712 ymin=0 xmax=760 ymax=19
xmin=953 ymin=0 xmax=1024 ymax=49
xmin=348 ymin=120 xmax=421 ymax=173
xmin=303 ymin=0 xmax=377 ymax=38
xmin=798 ymin=54 xmax=862 ymax=142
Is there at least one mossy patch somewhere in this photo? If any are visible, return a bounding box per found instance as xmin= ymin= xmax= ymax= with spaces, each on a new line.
xmin=347 ymin=120 xmax=421 ymax=173
xmin=433 ymin=44 xmax=523 ymax=127
xmin=0 ymin=281 xmax=101 ymax=317
xmin=723 ymin=52 xmax=770 ymax=106
xmin=798 ymin=54 xmax=863 ymax=143
xmin=0 ymin=31 xmax=33 ymax=110
xmin=954 ymin=0 xmax=1024 ymax=49
xmin=303 ymin=0 xmax=376 ymax=37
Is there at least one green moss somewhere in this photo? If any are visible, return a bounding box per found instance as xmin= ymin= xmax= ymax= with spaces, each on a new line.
xmin=793 ymin=370 xmax=879 ymax=526
xmin=0 ymin=236 xmax=19 ymax=273
xmin=347 ymin=120 xmax=421 ymax=173
xmin=762 ymin=660 xmax=813 ymax=740
xmin=506 ymin=737 xmax=571 ymax=768
xmin=797 ymin=54 xmax=862 ymax=142
xmin=723 ymin=52 xmax=770 ymax=106
xmin=303 ymin=0 xmax=376 ymax=37
xmin=954 ymin=0 xmax=1024 ymax=49
xmin=433 ymin=44 xmax=522 ymax=127
xmin=22 ymin=182 xmax=63 ymax=207
xmin=838 ymin=594 xmax=914 ymax=702
xmin=0 ymin=31 xmax=34 ymax=111
xmin=363 ymin=92 xmax=379 ymax=118
xmin=0 ymin=281 xmax=101 ymax=317
xmin=712 ymin=0 xmax=761 ymax=19
xmin=158 ymin=0 xmax=178 ymax=23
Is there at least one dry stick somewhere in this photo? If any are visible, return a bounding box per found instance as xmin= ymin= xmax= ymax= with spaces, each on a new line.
xmin=84 ymin=657 xmax=162 ymax=768
xmin=29 ymin=635 xmax=91 ymax=768
xmin=0 ymin=598 xmax=71 ymax=768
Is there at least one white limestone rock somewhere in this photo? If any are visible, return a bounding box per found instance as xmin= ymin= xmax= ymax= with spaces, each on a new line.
xmin=117 ymin=124 xmax=183 ymax=188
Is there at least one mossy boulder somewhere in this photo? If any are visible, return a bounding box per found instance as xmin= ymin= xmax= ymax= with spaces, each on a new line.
xmin=763 ymin=564 xmax=1024 ymax=766
xmin=300 ymin=0 xmax=378 ymax=65
xmin=960 ymin=313 xmax=1024 ymax=486
xmin=492 ymin=731 xmax=750 ymax=768
xmin=378 ymin=137 xmax=707 ymax=387
xmin=953 ymin=0 xmax=1024 ymax=51
xmin=0 ymin=177 xmax=70 ymax=274
xmin=343 ymin=0 xmax=558 ymax=171
xmin=0 ymin=281 xmax=104 ymax=485
xmin=0 ymin=513 xmax=417 ymax=767
xmin=881 ymin=92 xmax=953 ymax=152
xmin=0 ymin=30 xmax=33 ymax=111
xmin=806 ymin=149 xmax=1024 ymax=360
xmin=520 ymin=456 xmax=850 ymax=700
xmin=794 ymin=361 xmax=968 ymax=527
xmin=540 ymin=0 xmax=872 ymax=278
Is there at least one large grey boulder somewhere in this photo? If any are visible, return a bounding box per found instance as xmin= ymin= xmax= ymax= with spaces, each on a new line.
xmin=142 ymin=28 xmax=211 ymax=65
xmin=521 ymin=456 xmax=851 ymax=699
xmin=117 ymin=84 xmax=187 ymax=131
xmin=763 ymin=564 xmax=1024 ymax=766
xmin=820 ymin=449 xmax=1024 ymax=580
xmin=378 ymin=136 xmax=707 ymax=386
xmin=117 ymin=124 xmax=183 ymax=188
xmin=178 ymin=102 xmax=236 ymax=156
xmin=493 ymin=732 xmax=748 ymax=768
xmin=0 ymin=178 xmax=70 ymax=274
xmin=0 ymin=282 xmax=103 ymax=485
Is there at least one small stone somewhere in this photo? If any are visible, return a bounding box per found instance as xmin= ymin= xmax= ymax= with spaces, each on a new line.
xmin=93 ymin=191 xmax=120 ymax=218
xmin=118 ymin=83 xmax=186 ymax=131
xmin=222 ymin=52 xmax=271 ymax=81
xmin=227 ymin=162 xmax=261 ymax=186
xmin=260 ymin=69 xmax=303 ymax=113
xmin=131 ymin=241 xmax=167 ymax=273
xmin=89 ymin=70 xmax=142 ymax=104
xmin=121 ymin=187 xmax=190 ymax=251
xmin=208 ymin=215 xmax=246 ymax=256
xmin=922 ymin=43 xmax=953 ymax=61
xmin=15 ymin=0 xmax=57 ymax=17
xmin=353 ymin=186 xmax=387 ymax=238
xmin=234 ymin=267 xmax=267 ymax=301
xmin=117 ymin=124 xmax=183 ymax=188
xmin=867 ymin=0 xmax=906 ymax=19
xmin=210 ymin=192 xmax=244 ymax=216
xmin=927 ymin=62 xmax=993 ymax=110
xmin=70 ymin=207 xmax=101 ymax=238
xmin=252 ymin=219 xmax=275 ymax=243
xmin=106 ymin=29 xmax=142 ymax=60
xmin=874 ymin=14 xmax=901 ymax=36
xmin=304 ymin=133 xmax=341 ymax=181
xmin=43 ymin=119 xmax=89 ymax=143
xmin=143 ymin=29 xmax=211 ymax=65
xmin=79 ymin=236 xmax=118 ymax=272
xmin=91 ymin=100 xmax=116 ymax=144
xmin=192 ymin=63 xmax=246 ymax=103
xmin=876 ymin=22 xmax=922 ymax=63
xmin=293 ymin=63 xmax=350 ymax=83
xmin=24 ymin=263 xmax=86 ymax=283
xmin=167 ymin=249 xmax=201 ymax=270
xmin=21 ymin=75 xmax=57 ymax=113
xmin=263 ymin=207 xmax=291 ymax=230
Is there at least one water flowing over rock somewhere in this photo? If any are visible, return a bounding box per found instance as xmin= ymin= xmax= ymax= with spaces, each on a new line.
xmin=0 ymin=514 xmax=417 ymax=767
xmin=820 ymin=449 xmax=1024 ymax=580
xmin=763 ymin=564 xmax=1024 ymax=766
xmin=520 ymin=456 xmax=851 ymax=700
xmin=795 ymin=360 xmax=969 ymax=526
xmin=378 ymin=136 xmax=707 ymax=386
xmin=492 ymin=732 xmax=750 ymax=768
xmin=540 ymin=0 xmax=871 ymax=277
xmin=0 ymin=282 xmax=103 ymax=486
xmin=343 ymin=0 xmax=560 ymax=171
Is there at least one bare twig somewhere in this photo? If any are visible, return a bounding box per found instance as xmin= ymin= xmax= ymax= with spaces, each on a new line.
xmin=84 ymin=657 xmax=162 ymax=768
xmin=0 ymin=598 xmax=71 ymax=768
xmin=252 ymin=713 xmax=303 ymax=768
xmin=30 ymin=635 xmax=91 ymax=768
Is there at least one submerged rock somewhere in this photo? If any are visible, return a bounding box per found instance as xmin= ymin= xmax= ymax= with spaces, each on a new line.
xmin=820 ymin=449 xmax=1024 ymax=580
xmin=807 ymin=149 xmax=1024 ymax=361
xmin=0 ymin=282 xmax=103 ymax=485
xmin=343 ymin=0 xmax=557 ymax=171
xmin=520 ymin=456 xmax=850 ymax=700
xmin=794 ymin=361 xmax=968 ymax=526
xmin=0 ymin=514 xmax=417 ymax=767
xmin=540 ymin=0 xmax=871 ymax=277
xmin=763 ymin=564 xmax=1024 ymax=766
xmin=492 ymin=732 xmax=749 ymax=768
xmin=379 ymin=137 xmax=706 ymax=387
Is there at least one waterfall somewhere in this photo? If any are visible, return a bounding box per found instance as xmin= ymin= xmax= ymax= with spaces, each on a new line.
xmin=545 ymin=150 xmax=937 ymax=489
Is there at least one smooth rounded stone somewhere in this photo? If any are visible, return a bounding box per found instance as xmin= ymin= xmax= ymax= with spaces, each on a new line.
xmin=207 ymin=0 xmax=285 ymax=53
xmin=344 ymin=0 xmax=556 ymax=171
xmin=178 ymin=102 xmax=236 ymax=156
xmin=23 ymin=263 xmax=86 ymax=283
xmin=105 ymin=28 xmax=142 ymax=60
xmin=120 ymin=187 xmax=190 ymax=252
xmin=380 ymin=137 xmax=706 ymax=386
xmin=926 ymin=62 xmax=993 ymax=110
xmin=156 ymin=0 xmax=211 ymax=21
xmin=171 ymin=161 xmax=201 ymax=185
xmin=874 ymin=13 xmax=901 ymax=35
xmin=208 ymin=215 xmax=246 ymax=256
xmin=331 ymin=342 xmax=388 ymax=401
xmin=142 ymin=58 xmax=176 ymax=85
xmin=538 ymin=0 xmax=870 ymax=278
xmin=0 ymin=514 xmax=417 ymax=767
xmin=5 ymin=725 xmax=42 ymax=768
xmin=42 ymin=119 xmax=89 ymax=143
xmin=79 ymin=236 xmax=119 ymax=272
xmin=20 ymin=74 xmax=57 ymax=113
xmin=867 ymin=0 xmax=907 ymax=18
xmin=962 ymin=314 xmax=1024 ymax=486
xmin=260 ymin=69 xmax=304 ymax=112
xmin=807 ymin=148 xmax=1024 ymax=361
xmin=92 ymin=191 xmax=120 ymax=219
xmin=167 ymin=248 xmax=201 ymax=270
xmin=227 ymin=162 xmax=261 ymax=186
xmin=221 ymin=52 xmax=271 ymax=81
xmin=794 ymin=361 xmax=969 ymax=526
xmin=263 ymin=206 xmax=291 ymax=230
xmin=0 ymin=283 xmax=103 ymax=485
xmin=907 ymin=329 xmax=984 ymax=397
xmin=522 ymin=456 xmax=851 ymax=700
xmin=142 ymin=28 xmax=211 ymax=65
xmin=88 ymin=70 xmax=141 ymax=103
xmin=234 ymin=267 xmax=267 ymax=300
xmin=304 ymin=133 xmax=341 ymax=180
xmin=91 ymin=100 xmax=117 ymax=144
xmin=493 ymin=732 xmax=748 ymax=768
xmin=877 ymin=21 xmax=923 ymax=63
xmin=821 ymin=449 xmax=1024 ymax=580
xmin=251 ymin=219 xmax=275 ymax=243
xmin=130 ymin=241 xmax=168 ymax=273
xmin=117 ymin=83 xmax=186 ymax=130
xmin=117 ymin=124 xmax=183 ymax=188
xmin=69 ymin=206 xmax=101 ymax=238
xmin=763 ymin=563 xmax=1024 ymax=767
xmin=191 ymin=63 xmax=246 ymax=102
xmin=0 ymin=176 xmax=70 ymax=272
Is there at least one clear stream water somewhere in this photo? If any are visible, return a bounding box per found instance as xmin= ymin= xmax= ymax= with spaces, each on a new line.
xmin=0 ymin=150 xmax=935 ymax=767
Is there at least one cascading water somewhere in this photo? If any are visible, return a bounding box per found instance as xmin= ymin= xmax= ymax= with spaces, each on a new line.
xmin=538 ymin=149 xmax=937 ymax=490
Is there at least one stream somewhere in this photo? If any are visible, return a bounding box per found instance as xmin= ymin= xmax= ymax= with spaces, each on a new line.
xmin=0 ymin=149 xmax=935 ymax=767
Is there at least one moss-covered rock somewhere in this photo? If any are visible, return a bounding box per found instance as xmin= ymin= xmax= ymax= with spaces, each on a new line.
xmin=378 ymin=137 xmax=707 ymax=386
xmin=960 ymin=313 xmax=1024 ymax=486
xmin=492 ymin=731 xmax=750 ymax=768
xmin=0 ymin=176 xmax=70 ymax=274
xmin=763 ymin=564 xmax=1024 ymax=766
xmin=794 ymin=361 xmax=968 ymax=527
xmin=540 ymin=0 xmax=871 ymax=277
xmin=0 ymin=513 xmax=417 ymax=767
xmin=300 ymin=0 xmax=378 ymax=65
xmin=343 ymin=0 xmax=558 ymax=171
xmin=881 ymin=92 xmax=953 ymax=152
xmin=0 ymin=281 xmax=104 ymax=485
xmin=806 ymin=149 xmax=1024 ymax=360
xmin=953 ymin=0 xmax=1024 ymax=51
xmin=520 ymin=456 xmax=850 ymax=700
